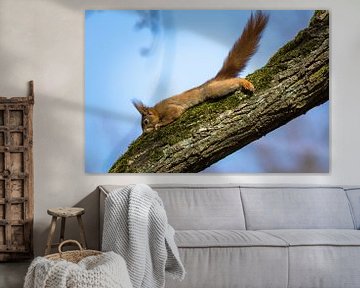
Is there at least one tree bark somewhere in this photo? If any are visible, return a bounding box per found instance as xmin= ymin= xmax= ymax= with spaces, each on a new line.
xmin=109 ymin=10 xmax=329 ymax=173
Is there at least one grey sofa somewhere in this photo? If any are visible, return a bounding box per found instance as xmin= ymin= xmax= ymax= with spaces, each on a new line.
xmin=99 ymin=185 xmax=360 ymax=288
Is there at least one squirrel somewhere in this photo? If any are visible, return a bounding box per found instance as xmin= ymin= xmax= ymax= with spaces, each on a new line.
xmin=133 ymin=11 xmax=269 ymax=133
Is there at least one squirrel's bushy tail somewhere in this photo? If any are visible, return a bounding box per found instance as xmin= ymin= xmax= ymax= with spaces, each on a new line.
xmin=214 ymin=11 xmax=269 ymax=80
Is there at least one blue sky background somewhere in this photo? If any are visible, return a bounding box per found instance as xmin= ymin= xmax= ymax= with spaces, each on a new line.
xmin=85 ymin=10 xmax=329 ymax=173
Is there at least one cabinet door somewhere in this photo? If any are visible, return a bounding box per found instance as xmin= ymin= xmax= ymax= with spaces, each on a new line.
xmin=0 ymin=100 xmax=33 ymax=261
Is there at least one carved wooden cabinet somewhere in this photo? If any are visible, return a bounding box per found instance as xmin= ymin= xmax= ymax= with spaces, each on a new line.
xmin=0 ymin=82 xmax=34 ymax=261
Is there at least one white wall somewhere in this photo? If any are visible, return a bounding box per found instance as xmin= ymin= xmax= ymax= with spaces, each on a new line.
xmin=0 ymin=0 xmax=359 ymax=256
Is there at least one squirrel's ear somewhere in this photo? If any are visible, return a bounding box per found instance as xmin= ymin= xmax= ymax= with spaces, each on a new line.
xmin=132 ymin=100 xmax=148 ymax=115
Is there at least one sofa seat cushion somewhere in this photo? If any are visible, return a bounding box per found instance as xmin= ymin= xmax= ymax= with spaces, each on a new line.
xmin=262 ymin=229 xmax=360 ymax=246
xmin=175 ymin=230 xmax=288 ymax=248
xmin=260 ymin=230 xmax=360 ymax=288
xmin=168 ymin=230 xmax=289 ymax=288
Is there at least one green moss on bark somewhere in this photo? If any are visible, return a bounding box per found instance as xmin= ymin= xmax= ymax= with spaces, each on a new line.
xmin=109 ymin=89 xmax=253 ymax=173
xmin=246 ymin=11 xmax=328 ymax=92
xmin=309 ymin=64 xmax=329 ymax=82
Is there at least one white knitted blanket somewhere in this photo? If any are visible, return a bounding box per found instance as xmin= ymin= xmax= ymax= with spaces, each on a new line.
xmin=23 ymin=251 xmax=133 ymax=288
xmin=102 ymin=184 xmax=185 ymax=288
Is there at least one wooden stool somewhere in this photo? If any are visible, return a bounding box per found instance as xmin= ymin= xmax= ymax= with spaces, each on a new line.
xmin=45 ymin=207 xmax=87 ymax=255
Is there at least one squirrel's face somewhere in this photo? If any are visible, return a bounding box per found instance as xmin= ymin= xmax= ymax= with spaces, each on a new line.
xmin=141 ymin=112 xmax=159 ymax=133
xmin=133 ymin=100 xmax=159 ymax=133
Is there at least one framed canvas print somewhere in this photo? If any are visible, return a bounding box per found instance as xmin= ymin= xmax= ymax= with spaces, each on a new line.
xmin=85 ymin=10 xmax=329 ymax=173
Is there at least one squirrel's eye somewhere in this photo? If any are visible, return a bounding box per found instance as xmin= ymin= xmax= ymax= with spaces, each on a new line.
xmin=143 ymin=119 xmax=149 ymax=125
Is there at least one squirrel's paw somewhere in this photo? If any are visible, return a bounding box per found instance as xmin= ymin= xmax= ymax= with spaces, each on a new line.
xmin=241 ymin=79 xmax=255 ymax=92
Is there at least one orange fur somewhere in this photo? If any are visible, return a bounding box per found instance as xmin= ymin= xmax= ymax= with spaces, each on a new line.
xmin=133 ymin=11 xmax=269 ymax=133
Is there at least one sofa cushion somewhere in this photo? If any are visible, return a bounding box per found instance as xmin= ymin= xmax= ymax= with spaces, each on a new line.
xmin=287 ymin=246 xmax=360 ymax=288
xmin=240 ymin=187 xmax=355 ymax=230
xmin=262 ymin=229 xmax=360 ymax=246
xmin=165 ymin=246 xmax=288 ymax=288
xmin=174 ymin=230 xmax=287 ymax=247
xmin=154 ymin=186 xmax=246 ymax=230
xmin=345 ymin=188 xmax=360 ymax=229
xmin=260 ymin=230 xmax=360 ymax=288
xmin=100 ymin=185 xmax=246 ymax=230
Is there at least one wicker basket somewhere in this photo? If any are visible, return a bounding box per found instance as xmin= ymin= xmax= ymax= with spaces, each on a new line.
xmin=45 ymin=240 xmax=102 ymax=263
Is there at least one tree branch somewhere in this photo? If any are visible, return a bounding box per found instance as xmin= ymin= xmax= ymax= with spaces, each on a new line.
xmin=110 ymin=11 xmax=329 ymax=173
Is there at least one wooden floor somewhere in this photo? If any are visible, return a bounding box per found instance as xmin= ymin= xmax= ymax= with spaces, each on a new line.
xmin=0 ymin=261 xmax=30 ymax=288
